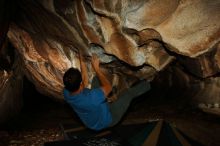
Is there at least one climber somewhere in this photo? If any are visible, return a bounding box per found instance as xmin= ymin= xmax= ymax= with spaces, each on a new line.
xmin=63 ymin=54 xmax=151 ymax=131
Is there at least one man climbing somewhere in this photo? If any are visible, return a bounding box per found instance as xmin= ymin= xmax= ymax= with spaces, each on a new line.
xmin=63 ymin=54 xmax=150 ymax=131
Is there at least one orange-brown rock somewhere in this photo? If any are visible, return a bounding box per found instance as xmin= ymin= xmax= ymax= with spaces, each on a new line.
xmin=0 ymin=0 xmax=220 ymax=120
xmin=3 ymin=0 xmax=220 ymax=106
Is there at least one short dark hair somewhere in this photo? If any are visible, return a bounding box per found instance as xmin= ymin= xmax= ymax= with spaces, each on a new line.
xmin=63 ymin=68 xmax=82 ymax=92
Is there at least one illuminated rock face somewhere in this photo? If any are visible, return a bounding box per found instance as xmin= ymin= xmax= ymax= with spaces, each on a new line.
xmin=0 ymin=0 xmax=220 ymax=118
xmin=7 ymin=0 xmax=220 ymax=98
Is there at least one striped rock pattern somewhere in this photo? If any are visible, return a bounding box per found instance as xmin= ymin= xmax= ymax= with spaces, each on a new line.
xmin=0 ymin=0 xmax=220 ymax=115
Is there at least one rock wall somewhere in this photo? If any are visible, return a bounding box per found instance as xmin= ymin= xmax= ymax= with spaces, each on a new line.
xmin=0 ymin=41 xmax=23 ymax=123
xmin=0 ymin=0 xmax=220 ymax=119
xmin=152 ymin=63 xmax=220 ymax=115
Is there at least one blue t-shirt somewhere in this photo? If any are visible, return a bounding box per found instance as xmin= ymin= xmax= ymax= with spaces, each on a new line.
xmin=63 ymin=88 xmax=112 ymax=131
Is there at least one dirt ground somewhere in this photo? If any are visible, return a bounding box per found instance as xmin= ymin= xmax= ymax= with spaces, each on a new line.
xmin=1 ymin=82 xmax=220 ymax=146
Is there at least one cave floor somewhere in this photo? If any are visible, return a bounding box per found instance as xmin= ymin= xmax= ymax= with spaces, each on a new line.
xmin=1 ymin=89 xmax=220 ymax=146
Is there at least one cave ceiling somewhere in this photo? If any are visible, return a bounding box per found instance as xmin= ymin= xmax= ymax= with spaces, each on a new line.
xmin=0 ymin=0 xmax=220 ymax=121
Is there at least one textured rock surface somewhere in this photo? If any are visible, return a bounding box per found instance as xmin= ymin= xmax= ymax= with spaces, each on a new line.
xmin=8 ymin=25 xmax=69 ymax=99
xmin=153 ymin=64 xmax=220 ymax=116
xmin=0 ymin=49 xmax=23 ymax=123
xmin=179 ymin=42 xmax=220 ymax=78
xmin=0 ymin=0 xmax=220 ymax=118
xmin=7 ymin=0 xmax=220 ymax=97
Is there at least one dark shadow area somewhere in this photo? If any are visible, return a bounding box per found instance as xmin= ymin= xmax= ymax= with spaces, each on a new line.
xmin=2 ymin=77 xmax=79 ymax=131
xmin=1 ymin=76 xmax=220 ymax=146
